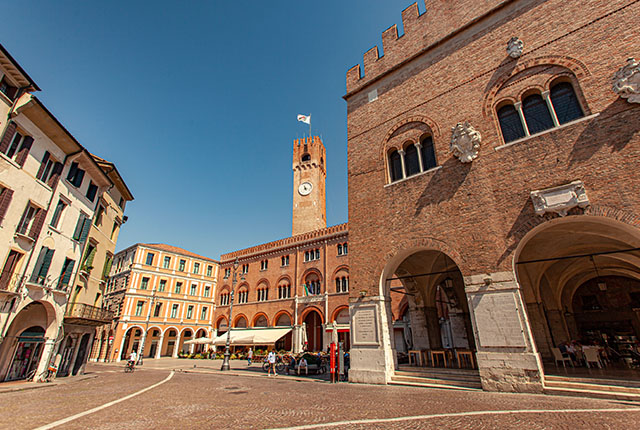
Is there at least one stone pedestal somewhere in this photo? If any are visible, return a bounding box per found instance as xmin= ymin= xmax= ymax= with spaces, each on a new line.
xmin=348 ymin=295 xmax=395 ymax=384
xmin=465 ymin=271 xmax=544 ymax=393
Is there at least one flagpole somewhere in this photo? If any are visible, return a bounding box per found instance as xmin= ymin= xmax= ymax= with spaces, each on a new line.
xmin=309 ymin=113 xmax=312 ymax=137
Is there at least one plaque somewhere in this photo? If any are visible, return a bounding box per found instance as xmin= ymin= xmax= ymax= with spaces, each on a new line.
xmin=470 ymin=292 xmax=526 ymax=348
xmin=352 ymin=306 xmax=379 ymax=346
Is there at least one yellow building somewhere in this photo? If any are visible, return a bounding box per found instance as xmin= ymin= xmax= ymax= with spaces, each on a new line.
xmin=98 ymin=243 xmax=218 ymax=361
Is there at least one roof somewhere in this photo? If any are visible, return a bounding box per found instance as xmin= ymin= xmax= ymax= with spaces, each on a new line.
xmin=90 ymin=153 xmax=135 ymax=201
xmin=139 ymin=243 xmax=219 ymax=263
xmin=0 ymin=43 xmax=41 ymax=91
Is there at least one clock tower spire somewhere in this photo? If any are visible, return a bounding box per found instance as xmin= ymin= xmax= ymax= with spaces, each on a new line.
xmin=292 ymin=136 xmax=326 ymax=236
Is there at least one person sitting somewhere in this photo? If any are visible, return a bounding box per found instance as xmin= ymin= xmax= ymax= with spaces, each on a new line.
xmin=298 ymin=356 xmax=308 ymax=375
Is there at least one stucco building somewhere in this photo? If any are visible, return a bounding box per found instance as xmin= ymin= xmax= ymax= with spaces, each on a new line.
xmin=101 ymin=243 xmax=219 ymax=361
xmin=345 ymin=0 xmax=640 ymax=393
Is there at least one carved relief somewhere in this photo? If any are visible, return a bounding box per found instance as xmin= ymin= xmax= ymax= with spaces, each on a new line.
xmin=612 ymin=58 xmax=640 ymax=103
xmin=530 ymin=181 xmax=589 ymax=216
xmin=450 ymin=121 xmax=481 ymax=163
xmin=507 ymin=37 xmax=524 ymax=59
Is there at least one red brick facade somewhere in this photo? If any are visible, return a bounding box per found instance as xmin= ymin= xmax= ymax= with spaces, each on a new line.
xmin=345 ymin=0 xmax=640 ymax=391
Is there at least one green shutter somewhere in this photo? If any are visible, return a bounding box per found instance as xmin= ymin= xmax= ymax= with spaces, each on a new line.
xmin=73 ymin=215 xmax=84 ymax=240
xmin=79 ymin=217 xmax=91 ymax=243
xmin=60 ymin=259 xmax=75 ymax=288
xmin=102 ymin=256 xmax=112 ymax=280
xmin=39 ymin=248 xmax=55 ymax=282
xmin=86 ymin=246 xmax=97 ymax=268
xmin=30 ymin=247 xmax=48 ymax=283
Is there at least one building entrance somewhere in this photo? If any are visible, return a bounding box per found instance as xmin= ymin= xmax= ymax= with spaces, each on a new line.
xmin=303 ymin=309 xmax=323 ymax=352
xmin=516 ymin=216 xmax=640 ymax=380
xmin=386 ymin=250 xmax=476 ymax=368
xmin=6 ymin=326 xmax=45 ymax=381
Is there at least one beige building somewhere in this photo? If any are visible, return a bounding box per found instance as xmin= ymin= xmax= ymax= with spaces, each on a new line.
xmin=61 ymin=154 xmax=133 ymax=376
xmin=97 ymin=243 xmax=218 ymax=362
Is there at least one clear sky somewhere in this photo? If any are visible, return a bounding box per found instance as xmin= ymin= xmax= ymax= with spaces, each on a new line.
xmin=2 ymin=0 xmax=423 ymax=259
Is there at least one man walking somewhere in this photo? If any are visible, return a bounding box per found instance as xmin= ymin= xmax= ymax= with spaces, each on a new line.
xmin=247 ymin=347 xmax=253 ymax=366
xmin=267 ymin=349 xmax=277 ymax=376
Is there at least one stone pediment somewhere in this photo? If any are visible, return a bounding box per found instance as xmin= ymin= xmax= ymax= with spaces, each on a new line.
xmin=530 ymin=181 xmax=589 ymax=216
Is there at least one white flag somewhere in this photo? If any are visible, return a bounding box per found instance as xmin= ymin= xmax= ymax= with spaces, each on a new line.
xmin=297 ymin=114 xmax=311 ymax=125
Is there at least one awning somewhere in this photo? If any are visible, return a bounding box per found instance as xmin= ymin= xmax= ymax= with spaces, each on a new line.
xmin=213 ymin=328 xmax=292 ymax=346
xmin=183 ymin=337 xmax=214 ymax=345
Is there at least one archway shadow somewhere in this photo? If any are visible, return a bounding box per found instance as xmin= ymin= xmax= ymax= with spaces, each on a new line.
xmin=569 ymin=99 xmax=640 ymax=166
xmin=484 ymin=55 xmax=519 ymax=94
xmin=414 ymin=158 xmax=472 ymax=217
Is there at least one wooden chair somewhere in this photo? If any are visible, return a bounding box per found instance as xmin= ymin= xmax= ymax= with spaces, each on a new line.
xmin=583 ymin=347 xmax=604 ymax=369
xmin=552 ymin=347 xmax=573 ymax=368
xmin=431 ymin=350 xmax=446 ymax=367
xmin=456 ymin=349 xmax=475 ymax=369
xmin=408 ymin=350 xmax=423 ymax=366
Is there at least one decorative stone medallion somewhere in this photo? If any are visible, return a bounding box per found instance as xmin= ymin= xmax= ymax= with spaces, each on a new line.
xmin=612 ymin=58 xmax=640 ymax=103
xmin=530 ymin=180 xmax=589 ymax=216
xmin=507 ymin=37 xmax=524 ymax=59
xmin=450 ymin=121 xmax=481 ymax=163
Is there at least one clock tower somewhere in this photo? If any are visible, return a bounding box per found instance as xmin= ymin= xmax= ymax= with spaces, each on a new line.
xmin=292 ymin=136 xmax=326 ymax=236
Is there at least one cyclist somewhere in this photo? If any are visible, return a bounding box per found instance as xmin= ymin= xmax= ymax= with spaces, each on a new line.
xmin=127 ymin=350 xmax=137 ymax=371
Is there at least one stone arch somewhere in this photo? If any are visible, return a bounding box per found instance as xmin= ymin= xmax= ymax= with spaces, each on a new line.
xmin=331 ymin=265 xmax=349 ymax=279
xmin=299 ymin=306 xmax=324 ymax=325
xmin=162 ymin=326 xmax=180 ymax=337
xmin=300 ymin=267 xmax=323 ymax=282
xmin=276 ymin=274 xmax=292 ymax=285
xmin=256 ymin=278 xmax=270 ymax=289
xmin=215 ymin=316 xmax=228 ymax=329
xmin=273 ymin=310 xmax=293 ymax=327
xmin=331 ymin=305 xmax=349 ymax=323
xmin=233 ymin=314 xmax=248 ymax=328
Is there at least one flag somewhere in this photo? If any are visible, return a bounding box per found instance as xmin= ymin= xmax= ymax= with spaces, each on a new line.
xmin=297 ymin=114 xmax=311 ymax=125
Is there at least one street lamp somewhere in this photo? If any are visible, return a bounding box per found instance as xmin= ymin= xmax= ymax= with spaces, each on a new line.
xmin=221 ymin=257 xmax=244 ymax=371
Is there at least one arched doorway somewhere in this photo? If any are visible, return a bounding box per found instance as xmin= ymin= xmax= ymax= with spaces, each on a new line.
xmin=6 ymin=326 xmax=45 ymax=381
xmin=194 ymin=329 xmax=208 ymax=353
xmin=120 ymin=327 xmax=142 ymax=360
xmin=385 ymin=249 xmax=476 ymax=367
xmin=303 ymin=309 xmax=323 ymax=352
xmin=332 ymin=307 xmax=351 ymax=351
xmin=162 ymin=329 xmax=178 ymax=357
xmin=516 ymin=216 xmax=640 ymax=378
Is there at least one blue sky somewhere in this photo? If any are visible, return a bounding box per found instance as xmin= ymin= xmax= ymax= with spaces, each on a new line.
xmin=2 ymin=1 xmax=423 ymax=259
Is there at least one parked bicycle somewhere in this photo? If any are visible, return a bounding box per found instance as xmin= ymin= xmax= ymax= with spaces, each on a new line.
xmin=26 ymin=365 xmax=58 ymax=383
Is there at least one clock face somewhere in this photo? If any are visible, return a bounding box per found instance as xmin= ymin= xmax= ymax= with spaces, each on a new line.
xmin=298 ymin=181 xmax=313 ymax=196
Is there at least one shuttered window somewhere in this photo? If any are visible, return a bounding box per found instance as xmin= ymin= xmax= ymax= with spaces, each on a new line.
xmin=66 ymin=162 xmax=85 ymax=188
xmin=31 ymin=247 xmax=55 ymax=284
xmin=50 ymin=199 xmax=67 ymax=229
xmin=86 ymin=181 xmax=98 ymax=202
xmin=58 ymin=258 xmax=75 ymax=290
xmin=73 ymin=213 xmax=91 ymax=242
xmin=37 ymin=151 xmax=56 ymax=183
xmin=0 ymin=187 xmax=14 ymax=225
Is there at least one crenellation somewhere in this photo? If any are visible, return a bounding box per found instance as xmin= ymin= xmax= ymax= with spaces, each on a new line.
xmin=381 ymin=24 xmax=399 ymax=58
xmin=400 ymin=2 xmax=421 ymax=33
xmin=363 ymin=46 xmax=381 ymax=76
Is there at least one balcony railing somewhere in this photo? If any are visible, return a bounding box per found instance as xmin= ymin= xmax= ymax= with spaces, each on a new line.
xmin=65 ymin=303 xmax=114 ymax=323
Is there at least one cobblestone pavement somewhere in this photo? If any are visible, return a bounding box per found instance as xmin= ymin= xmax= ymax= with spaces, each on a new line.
xmin=1 ymin=361 xmax=639 ymax=430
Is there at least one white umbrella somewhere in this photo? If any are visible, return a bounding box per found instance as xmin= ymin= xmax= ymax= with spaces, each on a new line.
xmin=331 ymin=320 xmax=338 ymax=346
xmin=183 ymin=337 xmax=214 ymax=345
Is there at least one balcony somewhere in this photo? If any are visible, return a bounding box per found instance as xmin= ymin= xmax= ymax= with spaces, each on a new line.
xmin=0 ymin=272 xmax=26 ymax=294
xmin=64 ymin=303 xmax=114 ymax=326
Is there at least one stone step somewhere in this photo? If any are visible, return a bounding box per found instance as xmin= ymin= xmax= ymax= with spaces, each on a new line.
xmin=389 ymin=376 xmax=482 ymax=391
xmin=397 ymin=366 xmax=480 ymax=377
xmin=544 ymin=386 xmax=640 ymax=402
xmin=545 ymin=374 xmax=640 ymax=389
xmin=544 ymin=379 xmax=640 ymax=395
xmin=394 ymin=370 xmax=481 ymax=383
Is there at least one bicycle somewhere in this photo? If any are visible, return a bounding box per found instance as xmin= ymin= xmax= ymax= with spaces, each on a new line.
xmin=262 ymin=356 xmax=285 ymax=373
xmin=26 ymin=365 xmax=57 ymax=383
xmin=124 ymin=361 xmax=135 ymax=373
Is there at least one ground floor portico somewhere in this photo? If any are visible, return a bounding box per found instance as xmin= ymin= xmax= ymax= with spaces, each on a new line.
xmin=349 ymin=213 xmax=640 ymax=393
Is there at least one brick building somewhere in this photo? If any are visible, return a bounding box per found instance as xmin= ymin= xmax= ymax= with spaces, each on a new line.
xmin=345 ymin=0 xmax=640 ymax=393
xmin=213 ymin=137 xmax=350 ymax=353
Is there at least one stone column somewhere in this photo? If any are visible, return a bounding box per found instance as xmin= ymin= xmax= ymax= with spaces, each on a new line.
xmin=398 ymin=149 xmax=407 ymax=179
xmin=542 ymin=91 xmax=560 ymax=127
xmin=155 ymin=335 xmax=164 ymax=359
xmin=464 ymin=272 xmax=543 ymax=393
xmin=408 ymin=306 xmax=430 ymax=350
xmin=514 ymin=102 xmax=530 ymax=136
xmin=172 ymin=333 xmax=181 ymax=358
xmin=116 ymin=330 xmax=127 ymax=362
xmin=348 ymin=294 xmax=395 ymax=384
xmin=292 ymin=325 xmax=301 ymax=353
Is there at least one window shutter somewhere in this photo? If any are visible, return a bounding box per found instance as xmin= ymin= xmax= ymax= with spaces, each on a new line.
xmin=15 ymin=135 xmax=33 ymax=167
xmin=0 ymin=188 xmax=13 ymax=223
xmin=30 ymin=247 xmax=48 ymax=283
xmin=0 ymin=122 xmax=16 ymax=154
xmin=79 ymin=217 xmax=91 ymax=243
xmin=28 ymin=207 xmax=46 ymax=240
xmin=41 ymin=248 xmax=55 ymax=282
xmin=73 ymin=214 xmax=85 ymax=240
xmin=86 ymin=246 xmax=97 ymax=268
xmin=47 ymin=162 xmax=63 ymax=188
xmin=60 ymin=260 xmax=75 ymax=288
xmin=36 ymin=151 xmax=50 ymax=180
xmin=102 ymin=257 xmax=112 ymax=280
xmin=67 ymin=162 xmax=78 ymax=181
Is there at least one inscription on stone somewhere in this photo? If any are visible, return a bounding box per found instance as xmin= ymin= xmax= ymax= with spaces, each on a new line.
xmin=471 ymin=292 xmax=526 ymax=348
xmin=353 ymin=306 xmax=378 ymax=345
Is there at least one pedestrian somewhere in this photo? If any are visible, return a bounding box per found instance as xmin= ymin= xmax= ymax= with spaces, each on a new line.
xmin=247 ymin=347 xmax=253 ymax=366
xmin=288 ymin=355 xmax=296 ymax=375
xmin=267 ymin=349 xmax=277 ymax=376
xmin=298 ymin=355 xmax=308 ymax=375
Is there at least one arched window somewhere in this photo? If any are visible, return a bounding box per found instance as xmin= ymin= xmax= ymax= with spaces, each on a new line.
xmin=522 ymin=94 xmax=554 ymax=135
xmin=235 ymin=316 xmax=247 ymax=328
xmin=404 ymin=144 xmax=420 ymax=177
xmin=389 ymin=150 xmax=403 ymax=182
xmin=301 ymin=153 xmax=311 ymax=162
xmin=550 ymin=82 xmax=584 ymax=125
xmin=497 ymin=104 xmax=526 ymax=143
xmin=275 ymin=313 xmax=291 ymax=327
xmin=420 ymin=136 xmax=437 ymax=170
